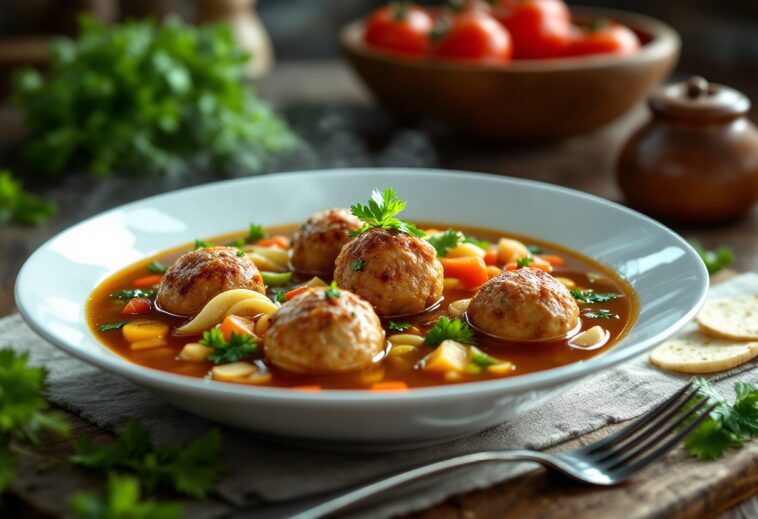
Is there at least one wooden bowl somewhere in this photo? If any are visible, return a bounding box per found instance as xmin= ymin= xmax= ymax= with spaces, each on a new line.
xmin=341 ymin=7 xmax=680 ymax=140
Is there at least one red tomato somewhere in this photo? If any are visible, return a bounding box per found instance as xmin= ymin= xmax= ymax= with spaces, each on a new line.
xmin=121 ymin=298 xmax=152 ymax=315
xmin=363 ymin=3 xmax=434 ymax=55
xmin=433 ymin=11 xmax=513 ymax=63
xmin=565 ymin=21 xmax=641 ymax=57
xmin=492 ymin=0 xmax=573 ymax=59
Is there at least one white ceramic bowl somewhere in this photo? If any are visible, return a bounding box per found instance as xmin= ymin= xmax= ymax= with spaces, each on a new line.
xmin=16 ymin=168 xmax=708 ymax=448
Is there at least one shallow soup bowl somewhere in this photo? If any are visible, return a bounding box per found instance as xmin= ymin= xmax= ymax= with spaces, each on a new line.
xmin=15 ymin=168 xmax=707 ymax=448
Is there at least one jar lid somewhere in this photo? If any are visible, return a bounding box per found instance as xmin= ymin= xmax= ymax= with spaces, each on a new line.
xmin=649 ymin=76 xmax=751 ymax=122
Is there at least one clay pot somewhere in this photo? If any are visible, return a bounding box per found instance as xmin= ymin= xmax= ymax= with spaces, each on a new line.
xmin=618 ymin=76 xmax=758 ymax=223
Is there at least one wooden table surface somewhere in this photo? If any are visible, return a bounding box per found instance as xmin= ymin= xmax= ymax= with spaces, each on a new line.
xmin=1 ymin=60 xmax=757 ymax=518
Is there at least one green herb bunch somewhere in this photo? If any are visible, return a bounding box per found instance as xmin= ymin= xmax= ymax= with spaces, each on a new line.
xmin=13 ymin=16 xmax=296 ymax=178
xmin=0 ymin=170 xmax=56 ymax=226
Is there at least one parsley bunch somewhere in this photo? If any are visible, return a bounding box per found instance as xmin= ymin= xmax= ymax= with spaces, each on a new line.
xmin=688 ymin=240 xmax=734 ymax=275
xmin=685 ymin=378 xmax=758 ymax=460
xmin=200 ymin=328 xmax=258 ymax=364
xmin=13 ymin=16 xmax=296 ymax=178
xmin=0 ymin=170 xmax=56 ymax=226
xmin=350 ymin=189 xmax=424 ymax=238
xmin=424 ymin=317 xmax=475 ymax=346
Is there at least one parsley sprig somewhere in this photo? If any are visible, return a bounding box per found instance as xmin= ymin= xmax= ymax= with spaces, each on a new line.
xmin=685 ymin=378 xmax=758 ymax=460
xmin=71 ymin=473 xmax=182 ymax=519
xmin=426 ymin=229 xmax=488 ymax=257
xmin=570 ymin=290 xmax=621 ymax=304
xmin=424 ymin=317 xmax=475 ymax=346
xmin=0 ymin=170 xmax=56 ymax=226
xmin=350 ymin=189 xmax=424 ymax=238
xmin=199 ymin=328 xmax=258 ymax=364
xmin=688 ymin=239 xmax=734 ymax=275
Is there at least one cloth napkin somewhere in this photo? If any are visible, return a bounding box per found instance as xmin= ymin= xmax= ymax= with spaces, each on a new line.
xmin=3 ymin=273 xmax=758 ymax=519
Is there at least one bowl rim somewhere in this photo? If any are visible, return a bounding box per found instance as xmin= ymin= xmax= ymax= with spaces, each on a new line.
xmin=15 ymin=168 xmax=708 ymax=404
xmin=341 ymin=6 xmax=681 ymax=72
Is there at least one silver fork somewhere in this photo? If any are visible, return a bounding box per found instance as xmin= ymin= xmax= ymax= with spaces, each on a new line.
xmin=270 ymin=382 xmax=715 ymax=519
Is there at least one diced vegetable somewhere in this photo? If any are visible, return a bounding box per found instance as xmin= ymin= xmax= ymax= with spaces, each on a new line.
xmin=122 ymin=319 xmax=169 ymax=343
xmin=443 ymin=278 xmax=463 ymax=291
xmin=132 ymin=274 xmax=163 ymax=288
xmin=211 ymin=361 xmax=257 ymax=381
xmin=486 ymin=266 xmax=502 ymax=278
xmin=387 ymin=345 xmax=419 ymax=358
xmin=497 ymin=238 xmax=530 ymax=264
xmin=464 ymin=363 xmax=483 ymax=375
xmin=469 ymin=346 xmax=502 ymax=368
xmin=371 ymin=381 xmax=408 ymax=391
xmin=446 ymin=242 xmax=486 ymax=259
xmin=256 ymin=235 xmax=290 ymax=249
xmin=421 ymin=340 xmax=469 ymax=373
xmin=121 ymin=297 xmax=152 ymax=315
xmin=178 ymin=343 xmax=213 ymax=362
xmin=439 ymin=256 xmax=488 ymax=289
xmin=487 ymin=362 xmax=514 ymax=376
xmin=540 ymin=254 xmax=565 ymax=266
xmin=571 ymin=326 xmax=607 ymax=348
xmin=555 ymin=276 xmax=576 ymax=289
xmin=483 ymin=249 xmax=498 ymax=266
xmin=220 ymin=315 xmax=257 ymax=342
xmin=304 ymin=276 xmax=328 ymax=288
xmin=285 ymin=286 xmax=309 ymax=300
xmin=387 ymin=334 xmax=424 ymax=347
xmin=447 ymin=298 xmax=471 ymax=319
xmin=130 ymin=337 xmax=168 ymax=351
xmin=261 ymin=271 xmax=293 ymax=287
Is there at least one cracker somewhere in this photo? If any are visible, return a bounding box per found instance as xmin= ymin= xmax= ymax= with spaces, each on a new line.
xmin=649 ymin=331 xmax=758 ymax=374
xmin=696 ymin=296 xmax=758 ymax=341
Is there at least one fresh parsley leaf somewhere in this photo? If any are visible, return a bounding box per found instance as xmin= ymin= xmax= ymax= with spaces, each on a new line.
xmin=0 ymin=170 xmax=57 ymax=226
xmin=516 ymin=257 xmax=534 ymax=268
xmin=351 ymin=258 xmax=366 ymax=271
xmin=71 ymin=473 xmax=182 ymax=519
xmin=12 ymin=16 xmax=296 ymax=178
xmin=463 ymin=236 xmax=489 ymax=251
xmin=583 ymin=309 xmax=619 ymax=319
xmin=350 ymin=188 xmax=425 ymax=238
xmin=271 ymin=287 xmax=287 ymax=304
xmin=71 ymin=420 xmax=223 ymax=499
xmin=424 ymin=317 xmax=475 ymax=346
xmin=324 ymin=281 xmax=341 ymax=299
xmin=470 ymin=346 xmax=501 ymax=368
xmin=199 ymin=328 xmax=258 ymax=364
xmin=228 ymin=238 xmax=245 ymax=248
xmin=147 ymin=261 xmax=168 ymax=274
xmin=194 ymin=239 xmax=213 ymax=250
xmin=97 ymin=321 xmax=129 ymax=332
xmin=526 ymin=244 xmax=543 ymax=254
xmin=426 ymin=229 xmax=464 ymax=257
xmin=236 ymin=250 xmax=245 ymax=258
xmin=570 ymin=290 xmax=621 ymax=304
xmin=388 ymin=321 xmax=412 ymax=332
xmin=109 ymin=289 xmax=157 ymax=300
xmin=688 ymin=239 xmax=734 ymax=275
xmin=684 ymin=419 xmax=736 ymax=461
xmin=245 ymin=223 xmax=265 ymax=244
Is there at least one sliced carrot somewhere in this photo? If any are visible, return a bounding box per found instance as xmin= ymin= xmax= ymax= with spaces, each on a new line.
xmin=440 ymin=257 xmax=488 ymax=289
xmin=539 ymin=254 xmax=565 ymax=267
xmin=505 ymin=262 xmax=518 ymax=271
xmin=220 ymin=315 xmax=257 ymax=342
xmin=483 ymin=249 xmax=498 ymax=266
xmin=371 ymin=381 xmax=408 ymax=391
xmin=121 ymin=297 xmax=152 ymax=315
xmin=505 ymin=261 xmax=552 ymax=273
xmin=285 ymin=286 xmax=309 ymax=300
xmin=257 ymin=235 xmax=290 ymax=249
xmin=486 ymin=265 xmax=502 ymax=278
xmin=133 ymin=274 xmax=163 ymax=288
xmin=292 ymin=385 xmax=321 ymax=392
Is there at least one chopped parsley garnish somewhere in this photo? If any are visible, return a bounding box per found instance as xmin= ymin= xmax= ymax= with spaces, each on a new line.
xmin=147 ymin=261 xmax=167 ymax=274
xmin=97 ymin=321 xmax=129 ymax=332
xmin=516 ymin=257 xmax=534 ymax=268
xmin=570 ymin=290 xmax=621 ymax=304
xmin=424 ymin=317 xmax=475 ymax=346
xmin=70 ymin=419 xmax=223 ymax=498
xmin=109 ymin=288 xmax=157 ymax=300
xmin=583 ymin=309 xmax=618 ymax=319
xmin=271 ymin=287 xmax=287 ymax=304
xmin=688 ymin=239 xmax=734 ymax=275
xmin=245 ymin=223 xmax=265 ymax=244
xmin=470 ymin=346 xmax=501 ymax=368
xmin=388 ymin=321 xmax=412 ymax=332
xmin=194 ymin=239 xmax=213 ymax=250
xmin=526 ymin=244 xmax=544 ymax=254
xmin=199 ymin=328 xmax=258 ymax=364
xmin=426 ymin=229 xmax=488 ymax=257
xmin=684 ymin=378 xmax=758 ymax=460
xmin=351 ymin=258 xmax=366 ymax=271
xmin=236 ymin=250 xmax=245 ymax=257
xmin=350 ymin=188 xmax=424 ymax=238
xmin=324 ymin=281 xmax=341 ymax=299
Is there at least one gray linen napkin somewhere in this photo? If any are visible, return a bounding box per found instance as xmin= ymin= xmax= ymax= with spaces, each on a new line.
xmin=3 ymin=273 xmax=758 ymax=519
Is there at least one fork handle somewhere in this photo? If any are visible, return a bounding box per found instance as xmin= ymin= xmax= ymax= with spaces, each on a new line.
xmin=289 ymin=450 xmax=551 ymax=519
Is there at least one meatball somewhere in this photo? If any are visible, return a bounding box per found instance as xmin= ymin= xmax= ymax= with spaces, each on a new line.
xmin=264 ymin=287 xmax=385 ymax=374
xmin=290 ymin=208 xmax=362 ymax=275
xmin=156 ymin=247 xmax=265 ymax=317
xmin=334 ymin=228 xmax=444 ymax=317
xmin=467 ymin=268 xmax=580 ymax=341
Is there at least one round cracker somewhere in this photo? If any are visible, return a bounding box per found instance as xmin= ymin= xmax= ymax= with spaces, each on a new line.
xmin=649 ymin=331 xmax=758 ymax=374
xmin=696 ymin=296 xmax=758 ymax=341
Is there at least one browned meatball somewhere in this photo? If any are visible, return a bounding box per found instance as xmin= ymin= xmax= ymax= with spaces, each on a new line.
xmin=290 ymin=208 xmax=362 ymax=275
xmin=468 ymin=268 xmax=580 ymax=341
xmin=333 ymin=228 xmax=444 ymax=317
xmin=156 ymin=247 xmax=265 ymax=317
xmin=264 ymin=287 xmax=385 ymax=374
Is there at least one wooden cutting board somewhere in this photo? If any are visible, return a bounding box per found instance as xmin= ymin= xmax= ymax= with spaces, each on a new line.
xmin=410 ymin=270 xmax=758 ymax=519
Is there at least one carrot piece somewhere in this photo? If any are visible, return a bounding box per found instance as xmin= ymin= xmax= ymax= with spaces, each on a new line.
xmin=440 ymin=257 xmax=489 ymax=289
xmin=292 ymin=385 xmax=321 ymax=392
xmin=257 ymin=235 xmax=290 ymax=249
xmin=505 ymin=262 xmax=518 ymax=271
xmin=530 ymin=256 xmax=553 ymax=272
xmin=121 ymin=298 xmax=152 ymax=315
xmin=539 ymin=254 xmax=565 ymax=267
xmin=371 ymin=381 xmax=408 ymax=391
xmin=486 ymin=265 xmax=502 ymax=278
xmin=285 ymin=286 xmax=309 ymax=300
xmin=133 ymin=274 xmax=163 ymax=288
xmin=220 ymin=315 xmax=257 ymax=342
xmin=483 ymin=249 xmax=498 ymax=266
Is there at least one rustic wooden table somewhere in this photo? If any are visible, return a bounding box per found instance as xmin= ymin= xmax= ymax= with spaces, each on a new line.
xmin=1 ymin=60 xmax=757 ymax=518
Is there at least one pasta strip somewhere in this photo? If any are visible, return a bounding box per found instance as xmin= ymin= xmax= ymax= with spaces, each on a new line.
xmin=174 ymin=289 xmax=270 ymax=336
xmin=226 ymin=298 xmax=279 ymax=318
